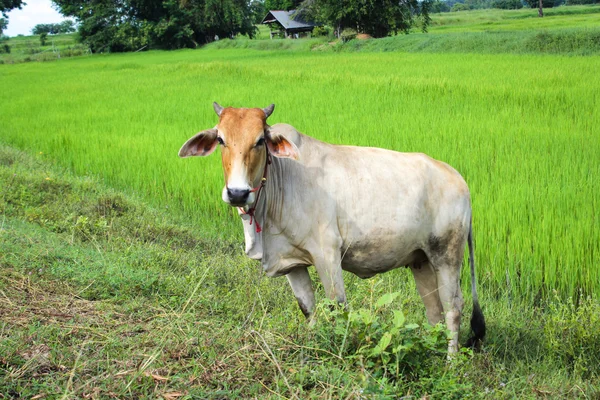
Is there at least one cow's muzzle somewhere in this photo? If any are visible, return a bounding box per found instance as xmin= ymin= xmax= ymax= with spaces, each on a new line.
xmin=226 ymin=187 xmax=251 ymax=206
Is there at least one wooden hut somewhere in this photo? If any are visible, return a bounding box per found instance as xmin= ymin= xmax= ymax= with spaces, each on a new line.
xmin=261 ymin=10 xmax=320 ymax=39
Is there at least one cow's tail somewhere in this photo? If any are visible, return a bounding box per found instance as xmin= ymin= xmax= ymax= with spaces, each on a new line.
xmin=465 ymin=221 xmax=486 ymax=349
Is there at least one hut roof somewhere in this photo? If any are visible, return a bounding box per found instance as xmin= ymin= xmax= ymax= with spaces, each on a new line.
xmin=261 ymin=10 xmax=319 ymax=30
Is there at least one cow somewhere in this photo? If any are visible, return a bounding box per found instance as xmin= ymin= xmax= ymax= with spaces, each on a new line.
xmin=179 ymin=103 xmax=486 ymax=353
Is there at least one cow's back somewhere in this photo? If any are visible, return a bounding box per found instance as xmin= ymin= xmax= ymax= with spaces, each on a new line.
xmin=300 ymin=138 xmax=471 ymax=277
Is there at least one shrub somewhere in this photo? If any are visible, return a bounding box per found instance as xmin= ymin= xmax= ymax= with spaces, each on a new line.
xmin=526 ymin=0 xmax=556 ymax=7
xmin=340 ymin=28 xmax=357 ymax=42
xmin=431 ymin=0 xmax=452 ymax=12
xmin=309 ymin=293 xmax=451 ymax=381
xmin=492 ymin=0 xmax=523 ymax=8
xmin=451 ymin=3 xmax=472 ymax=11
xmin=312 ymin=26 xmax=331 ymax=37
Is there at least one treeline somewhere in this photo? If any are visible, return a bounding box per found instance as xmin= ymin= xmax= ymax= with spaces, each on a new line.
xmin=53 ymin=0 xmax=257 ymax=52
xmin=32 ymin=21 xmax=76 ymax=35
xmin=431 ymin=0 xmax=597 ymax=12
xmin=50 ymin=0 xmax=430 ymax=53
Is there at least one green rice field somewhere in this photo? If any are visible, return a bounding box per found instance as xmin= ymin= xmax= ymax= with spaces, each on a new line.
xmin=1 ymin=47 xmax=598 ymax=299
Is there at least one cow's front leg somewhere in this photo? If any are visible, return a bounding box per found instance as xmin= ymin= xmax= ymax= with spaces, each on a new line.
xmin=314 ymin=250 xmax=346 ymax=305
xmin=286 ymin=267 xmax=316 ymax=320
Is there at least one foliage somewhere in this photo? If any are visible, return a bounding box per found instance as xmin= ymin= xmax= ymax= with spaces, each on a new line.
xmin=265 ymin=0 xmax=303 ymax=11
xmin=452 ymin=3 xmax=472 ymax=10
xmin=0 ymin=0 xmax=22 ymax=17
xmin=249 ymin=0 xmax=266 ymax=24
xmin=526 ymin=0 xmax=557 ymax=7
xmin=311 ymin=295 xmax=450 ymax=380
xmin=566 ymin=0 xmax=597 ymax=4
xmin=301 ymin=0 xmax=433 ymax=38
xmin=491 ymin=0 xmax=523 ymax=8
xmin=0 ymin=38 xmax=9 ymax=53
xmin=340 ymin=27 xmax=357 ymax=41
xmin=52 ymin=0 xmax=256 ymax=52
xmin=0 ymin=0 xmax=23 ymax=35
xmin=32 ymin=21 xmax=76 ymax=35
xmin=39 ymin=32 xmax=47 ymax=46
xmin=312 ymin=25 xmax=332 ymax=36
xmin=431 ymin=0 xmax=452 ymax=12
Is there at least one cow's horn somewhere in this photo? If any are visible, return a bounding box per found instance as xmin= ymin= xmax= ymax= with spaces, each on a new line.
xmin=263 ymin=104 xmax=275 ymax=119
xmin=213 ymin=102 xmax=224 ymax=117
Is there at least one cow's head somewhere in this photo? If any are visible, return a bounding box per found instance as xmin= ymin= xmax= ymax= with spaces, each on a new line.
xmin=179 ymin=103 xmax=299 ymax=207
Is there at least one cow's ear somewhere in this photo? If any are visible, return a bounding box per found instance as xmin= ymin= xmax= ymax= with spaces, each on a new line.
xmin=266 ymin=124 xmax=300 ymax=160
xmin=179 ymin=128 xmax=218 ymax=158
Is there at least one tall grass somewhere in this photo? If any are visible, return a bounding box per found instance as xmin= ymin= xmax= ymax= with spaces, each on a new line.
xmin=1 ymin=48 xmax=598 ymax=299
xmin=429 ymin=4 xmax=600 ymax=32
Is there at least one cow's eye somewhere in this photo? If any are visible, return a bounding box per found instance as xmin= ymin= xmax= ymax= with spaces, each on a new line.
xmin=255 ymin=138 xmax=265 ymax=148
xmin=217 ymin=136 xmax=225 ymax=146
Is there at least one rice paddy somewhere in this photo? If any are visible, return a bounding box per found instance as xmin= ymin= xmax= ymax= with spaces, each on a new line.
xmin=1 ymin=45 xmax=598 ymax=300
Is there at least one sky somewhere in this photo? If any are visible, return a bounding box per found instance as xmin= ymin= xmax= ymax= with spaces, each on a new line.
xmin=4 ymin=0 xmax=73 ymax=37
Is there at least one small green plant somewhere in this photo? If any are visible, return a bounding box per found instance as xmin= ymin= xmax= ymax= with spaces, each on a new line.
xmin=40 ymin=32 xmax=48 ymax=46
xmin=451 ymin=3 xmax=472 ymax=11
xmin=311 ymin=293 xmax=449 ymax=379
xmin=312 ymin=26 xmax=331 ymax=37
xmin=340 ymin=28 xmax=357 ymax=42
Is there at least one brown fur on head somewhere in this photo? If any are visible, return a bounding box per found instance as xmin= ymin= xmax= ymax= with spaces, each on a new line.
xmin=178 ymin=103 xmax=298 ymax=208
xmin=217 ymin=107 xmax=269 ymax=193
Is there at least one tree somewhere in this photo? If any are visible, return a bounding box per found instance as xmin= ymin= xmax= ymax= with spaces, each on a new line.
xmin=265 ymin=0 xmax=303 ymax=11
xmin=301 ymin=0 xmax=432 ymax=38
xmin=491 ymin=0 xmax=522 ymax=8
xmin=0 ymin=17 xmax=7 ymax=36
xmin=53 ymin=0 xmax=256 ymax=52
xmin=1 ymin=0 xmax=25 ymax=34
xmin=1 ymin=0 xmax=23 ymax=16
xmin=525 ymin=0 xmax=555 ymax=9
xmin=59 ymin=20 xmax=75 ymax=33
xmin=451 ymin=2 xmax=471 ymax=10
xmin=32 ymin=21 xmax=76 ymax=35
xmin=431 ymin=0 xmax=451 ymax=12
xmin=249 ymin=0 xmax=266 ymax=24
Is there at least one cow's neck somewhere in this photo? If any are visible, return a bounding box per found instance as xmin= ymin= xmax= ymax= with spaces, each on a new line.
xmin=238 ymin=156 xmax=273 ymax=260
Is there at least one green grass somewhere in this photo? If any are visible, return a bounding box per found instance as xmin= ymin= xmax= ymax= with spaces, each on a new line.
xmin=0 ymin=33 xmax=88 ymax=64
xmin=429 ymin=5 xmax=600 ymax=32
xmin=1 ymin=145 xmax=598 ymax=398
xmin=1 ymin=48 xmax=598 ymax=299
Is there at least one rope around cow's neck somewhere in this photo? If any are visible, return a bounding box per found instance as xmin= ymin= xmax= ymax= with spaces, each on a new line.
xmin=238 ymin=149 xmax=271 ymax=233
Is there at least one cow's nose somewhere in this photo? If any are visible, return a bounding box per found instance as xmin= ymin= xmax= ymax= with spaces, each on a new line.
xmin=227 ymin=188 xmax=250 ymax=205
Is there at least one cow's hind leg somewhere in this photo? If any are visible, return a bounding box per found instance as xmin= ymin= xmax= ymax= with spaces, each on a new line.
xmin=434 ymin=264 xmax=464 ymax=354
xmin=286 ymin=267 xmax=316 ymax=321
xmin=410 ymin=261 xmax=444 ymax=326
xmin=428 ymin=232 xmax=467 ymax=355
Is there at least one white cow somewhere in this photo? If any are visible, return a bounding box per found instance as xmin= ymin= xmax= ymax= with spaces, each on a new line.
xmin=179 ymin=103 xmax=486 ymax=353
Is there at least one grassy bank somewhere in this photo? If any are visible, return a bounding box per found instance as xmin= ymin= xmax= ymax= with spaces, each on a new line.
xmin=0 ymin=34 xmax=88 ymax=64
xmin=209 ymin=26 xmax=600 ymax=56
xmin=428 ymin=5 xmax=600 ymax=33
xmin=1 ymin=145 xmax=599 ymax=398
